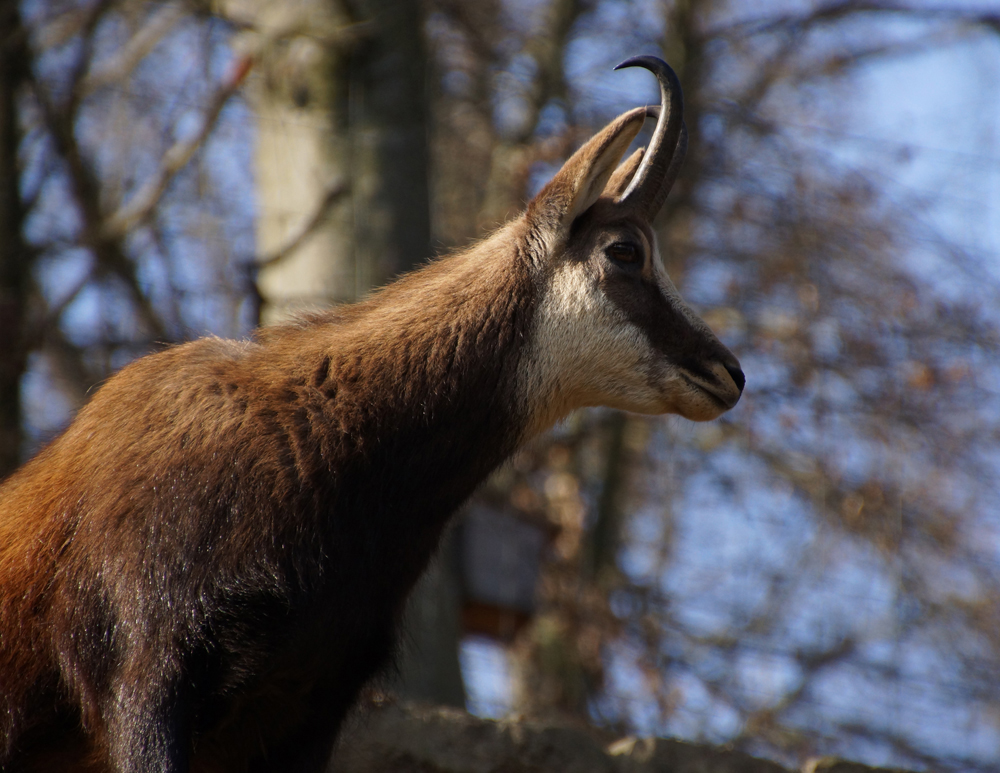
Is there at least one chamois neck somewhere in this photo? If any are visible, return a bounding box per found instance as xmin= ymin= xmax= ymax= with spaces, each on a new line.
xmin=263 ymin=226 xmax=541 ymax=495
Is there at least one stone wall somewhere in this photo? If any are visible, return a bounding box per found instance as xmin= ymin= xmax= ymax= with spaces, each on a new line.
xmin=332 ymin=701 xmax=914 ymax=773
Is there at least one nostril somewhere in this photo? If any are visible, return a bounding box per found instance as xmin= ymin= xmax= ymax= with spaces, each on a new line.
xmin=726 ymin=363 xmax=746 ymax=394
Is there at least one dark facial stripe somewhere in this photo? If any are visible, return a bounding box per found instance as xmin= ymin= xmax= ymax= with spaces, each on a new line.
xmin=599 ymin=268 xmax=727 ymax=386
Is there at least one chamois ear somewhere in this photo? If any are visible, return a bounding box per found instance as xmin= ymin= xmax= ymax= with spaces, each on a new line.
xmin=603 ymin=147 xmax=645 ymax=200
xmin=527 ymin=106 xmax=648 ymax=240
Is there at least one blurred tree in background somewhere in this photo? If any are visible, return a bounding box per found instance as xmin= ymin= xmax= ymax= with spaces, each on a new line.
xmin=2 ymin=1 xmax=1000 ymax=771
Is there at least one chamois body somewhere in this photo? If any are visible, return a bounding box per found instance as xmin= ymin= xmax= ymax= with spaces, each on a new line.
xmin=0 ymin=58 xmax=744 ymax=772
xmin=1 ymin=230 xmax=536 ymax=770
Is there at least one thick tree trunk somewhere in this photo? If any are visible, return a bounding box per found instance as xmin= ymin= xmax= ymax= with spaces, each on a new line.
xmin=347 ymin=0 xmax=432 ymax=284
xmin=241 ymin=0 xmax=463 ymax=707
xmin=243 ymin=0 xmax=358 ymax=324
xmin=0 ymin=5 xmax=31 ymax=478
xmin=344 ymin=0 xmax=463 ymax=708
xmin=396 ymin=530 xmax=467 ymax=708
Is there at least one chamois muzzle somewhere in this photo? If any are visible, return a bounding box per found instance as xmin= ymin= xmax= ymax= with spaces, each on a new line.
xmin=613 ymin=55 xmax=687 ymax=219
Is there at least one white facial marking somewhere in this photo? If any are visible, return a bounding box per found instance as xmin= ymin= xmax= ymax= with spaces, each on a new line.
xmin=519 ymin=258 xmax=661 ymax=435
xmin=519 ymin=235 xmax=741 ymax=436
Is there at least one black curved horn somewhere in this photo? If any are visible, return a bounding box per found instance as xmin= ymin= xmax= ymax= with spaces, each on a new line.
xmin=613 ymin=56 xmax=686 ymax=217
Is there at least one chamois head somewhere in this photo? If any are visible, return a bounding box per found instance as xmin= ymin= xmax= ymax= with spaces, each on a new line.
xmin=521 ymin=56 xmax=744 ymax=427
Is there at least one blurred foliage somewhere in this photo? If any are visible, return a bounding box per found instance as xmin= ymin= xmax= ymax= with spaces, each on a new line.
xmin=3 ymin=0 xmax=1000 ymax=771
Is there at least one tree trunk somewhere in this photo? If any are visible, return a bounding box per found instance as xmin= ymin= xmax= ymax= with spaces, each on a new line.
xmin=0 ymin=5 xmax=31 ymax=478
xmin=347 ymin=0 xmax=432 ymax=284
xmin=244 ymin=0 xmax=358 ymax=324
xmin=243 ymin=0 xmax=464 ymax=706
xmin=344 ymin=0 xmax=463 ymax=707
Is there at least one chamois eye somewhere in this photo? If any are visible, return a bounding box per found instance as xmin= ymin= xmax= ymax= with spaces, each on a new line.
xmin=606 ymin=241 xmax=641 ymax=265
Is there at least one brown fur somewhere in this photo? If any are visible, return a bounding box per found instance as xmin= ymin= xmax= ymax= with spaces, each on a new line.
xmin=0 ymin=228 xmax=535 ymax=771
xmin=0 ymin=101 xmax=742 ymax=772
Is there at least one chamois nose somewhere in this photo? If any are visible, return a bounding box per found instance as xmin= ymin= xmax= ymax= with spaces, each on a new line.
xmin=725 ymin=362 xmax=746 ymax=394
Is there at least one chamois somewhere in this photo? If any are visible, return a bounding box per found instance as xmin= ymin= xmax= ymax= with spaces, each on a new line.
xmin=0 ymin=57 xmax=743 ymax=772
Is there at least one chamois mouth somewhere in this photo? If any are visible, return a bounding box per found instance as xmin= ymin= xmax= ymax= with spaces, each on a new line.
xmin=680 ymin=363 xmax=743 ymax=411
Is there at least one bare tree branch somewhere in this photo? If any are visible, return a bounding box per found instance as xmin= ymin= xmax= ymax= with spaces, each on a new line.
xmin=101 ymin=53 xmax=253 ymax=240
xmin=81 ymin=1 xmax=188 ymax=94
